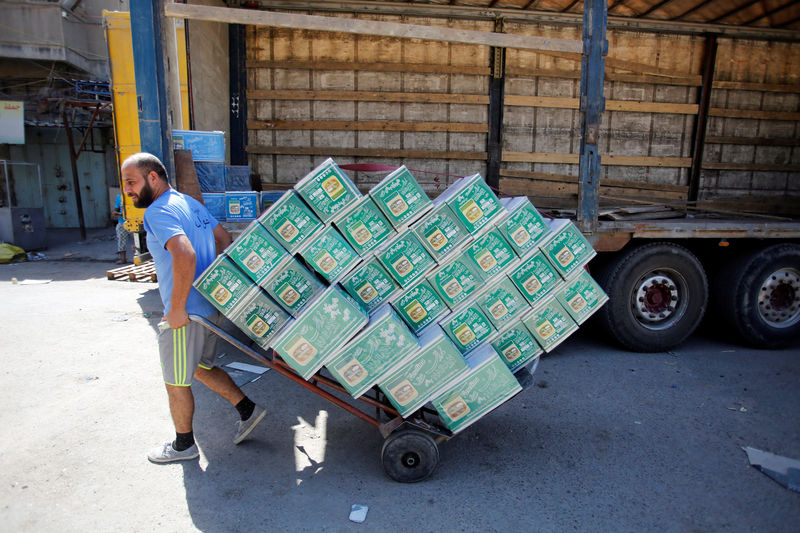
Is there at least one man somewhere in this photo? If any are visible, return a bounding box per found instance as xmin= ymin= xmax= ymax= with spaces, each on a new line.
xmin=121 ymin=152 xmax=267 ymax=463
xmin=111 ymin=193 xmax=130 ymax=264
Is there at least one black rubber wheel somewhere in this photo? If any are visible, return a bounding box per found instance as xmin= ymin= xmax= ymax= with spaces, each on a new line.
xmin=381 ymin=429 xmax=439 ymax=483
xmin=711 ymin=243 xmax=800 ymax=349
xmin=595 ymin=242 xmax=708 ymax=352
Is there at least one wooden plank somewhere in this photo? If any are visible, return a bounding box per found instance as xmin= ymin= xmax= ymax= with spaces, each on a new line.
xmin=605 ymin=155 xmax=693 ymax=168
xmin=246 ymin=145 xmax=487 ymax=160
xmin=502 ymin=152 xmax=692 ymax=167
xmin=498 ymin=169 xmax=690 ymax=193
xmin=165 ymin=3 xmax=583 ymax=53
xmin=107 ymin=260 xmax=157 ymax=283
xmin=708 ymin=108 xmax=800 ymax=121
xmin=698 ymin=197 xmax=800 ymax=217
xmin=246 ymin=60 xmax=491 ymax=76
xmin=503 ymin=152 xmax=578 ymax=164
xmin=606 ymin=100 xmax=699 ymax=114
xmin=505 ymin=65 xmax=704 ymax=86
xmin=713 ymin=80 xmax=800 ymax=93
xmin=499 ymin=178 xmax=686 ymax=203
xmin=246 ymin=119 xmax=488 ymax=133
xmin=504 ymin=95 xmax=698 ymax=114
xmin=530 ymin=49 xmax=700 ymax=80
xmin=247 ymin=89 xmax=490 ymax=105
xmin=504 ymin=95 xmax=579 ymax=109
xmin=174 ymin=149 xmax=203 ymax=204
xmin=701 ymin=162 xmax=800 ymax=172
xmin=705 ymin=136 xmax=800 ymax=147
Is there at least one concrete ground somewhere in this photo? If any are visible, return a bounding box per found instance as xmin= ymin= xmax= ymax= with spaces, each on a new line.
xmin=1 ymin=228 xmax=799 ymax=532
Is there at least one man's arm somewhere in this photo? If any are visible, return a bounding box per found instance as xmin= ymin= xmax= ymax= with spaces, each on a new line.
xmin=213 ymin=224 xmax=232 ymax=256
xmin=164 ymin=234 xmax=196 ymax=329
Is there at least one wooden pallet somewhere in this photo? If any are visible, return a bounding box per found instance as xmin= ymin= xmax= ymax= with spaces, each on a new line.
xmin=107 ymin=260 xmax=157 ymax=282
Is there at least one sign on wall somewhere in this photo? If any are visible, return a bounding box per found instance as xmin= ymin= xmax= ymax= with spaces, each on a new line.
xmin=0 ymin=101 xmax=24 ymax=144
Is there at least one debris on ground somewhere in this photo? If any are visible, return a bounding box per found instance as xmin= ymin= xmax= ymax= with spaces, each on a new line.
xmin=349 ymin=504 xmax=368 ymax=523
xmin=743 ymin=446 xmax=800 ymax=492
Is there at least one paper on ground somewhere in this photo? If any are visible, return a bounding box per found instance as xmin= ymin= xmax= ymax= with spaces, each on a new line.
xmin=349 ymin=504 xmax=368 ymax=523
xmin=743 ymin=446 xmax=800 ymax=492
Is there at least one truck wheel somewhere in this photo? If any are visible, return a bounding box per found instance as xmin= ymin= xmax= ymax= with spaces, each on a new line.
xmin=596 ymin=243 xmax=708 ymax=352
xmin=381 ymin=429 xmax=439 ymax=483
xmin=713 ymin=243 xmax=800 ymax=348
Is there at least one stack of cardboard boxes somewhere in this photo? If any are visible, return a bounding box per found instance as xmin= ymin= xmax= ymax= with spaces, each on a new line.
xmin=194 ymin=158 xmax=608 ymax=435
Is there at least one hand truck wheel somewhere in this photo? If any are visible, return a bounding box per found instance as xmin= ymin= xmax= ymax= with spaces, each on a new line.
xmin=381 ymin=429 xmax=439 ymax=483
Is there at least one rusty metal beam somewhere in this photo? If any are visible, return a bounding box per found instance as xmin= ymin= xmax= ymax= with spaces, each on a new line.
xmin=598 ymin=220 xmax=800 ymax=239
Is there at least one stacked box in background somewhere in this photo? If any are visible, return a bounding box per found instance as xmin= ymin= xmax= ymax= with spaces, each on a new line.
xmin=177 ymin=129 xmax=261 ymax=222
xmin=194 ymin=157 xmax=608 ymax=436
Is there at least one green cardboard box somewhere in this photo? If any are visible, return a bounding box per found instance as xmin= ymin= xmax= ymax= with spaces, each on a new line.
xmin=295 ymin=158 xmax=361 ymax=223
xmin=225 ymin=220 xmax=289 ymax=285
xmin=521 ymin=297 xmax=579 ymax=353
xmin=376 ymin=231 xmax=436 ymax=288
xmin=332 ymin=195 xmax=395 ymax=256
xmin=432 ymin=344 xmax=522 ymax=434
xmin=369 ymin=166 xmax=432 ymax=229
xmin=433 ymin=173 xmax=505 ymax=234
xmin=259 ymin=190 xmax=323 ymax=253
xmin=539 ymin=219 xmax=597 ymax=279
xmin=194 ymin=255 xmax=256 ymax=315
xmin=411 ymin=201 xmax=470 ymax=262
xmin=297 ymin=225 xmax=359 ymax=283
xmin=426 ymin=253 xmax=482 ymax=309
xmin=497 ymin=196 xmax=551 ymax=255
xmin=258 ymin=255 xmax=325 ymax=317
xmin=488 ymin=320 xmax=543 ymax=373
xmin=391 ymin=279 xmax=449 ymax=334
xmin=228 ymin=286 xmax=291 ymax=348
xmin=472 ymin=274 xmax=529 ymax=328
xmin=339 ymin=257 xmax=401 ymax=314
xmin=555 ymin=270 xmax=609 ymax=325
xmin=508 ymin=250 xmax=562 ymax=307
xmin=438 ymin=301 xmax=495 ymax=354
xmin=325 ymin=304 xmax=419 ymax=398
xmin=379 ymin=328 xmax=469 ymax=418
xmin=462 ymin=228 xmax=517 ymax=279
xmin=271 ymin=286 xmax=368 ymax=380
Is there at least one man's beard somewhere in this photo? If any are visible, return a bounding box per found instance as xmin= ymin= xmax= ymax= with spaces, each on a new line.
xmin=131 ymin=180 xmax=156 ymax=208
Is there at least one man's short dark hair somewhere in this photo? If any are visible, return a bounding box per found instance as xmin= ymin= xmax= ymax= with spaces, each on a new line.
xmin=123 ymin=152 xmax=168 ymax=183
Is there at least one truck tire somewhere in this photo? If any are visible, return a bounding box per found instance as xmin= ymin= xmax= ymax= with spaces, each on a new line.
xmin=712 ymin=243 xmax=800 ymax=349
xmin=595 ymin=242 xmax=708 ymax=352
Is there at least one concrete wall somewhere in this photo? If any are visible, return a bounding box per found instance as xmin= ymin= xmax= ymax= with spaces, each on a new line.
xmin=0 ymin=0 xmax=130 ymax=78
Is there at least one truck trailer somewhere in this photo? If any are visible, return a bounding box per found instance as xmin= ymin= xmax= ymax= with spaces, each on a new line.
xmin=113 ymin=0 xmax=800 ymax=352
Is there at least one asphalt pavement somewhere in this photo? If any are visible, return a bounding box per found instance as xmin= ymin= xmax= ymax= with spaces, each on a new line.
xmin=1 ymin=228 xmax=798 ymax=532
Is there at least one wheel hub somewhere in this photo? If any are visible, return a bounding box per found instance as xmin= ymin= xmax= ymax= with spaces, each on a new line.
xmin=401 ymin=452 xmax=420 ymax=469
xmin=634 ymin=274 xmax=679 ymax=324
xmin=757 ymin=268 xmax=800 ymax=328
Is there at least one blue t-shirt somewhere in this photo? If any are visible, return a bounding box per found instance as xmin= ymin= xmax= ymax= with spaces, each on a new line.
xmin=143 ymin=189 xmax=219 ymax=317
